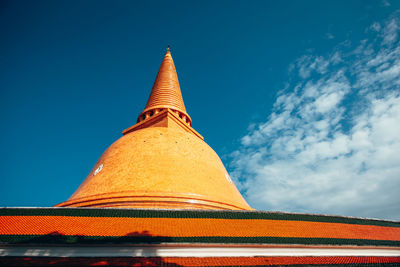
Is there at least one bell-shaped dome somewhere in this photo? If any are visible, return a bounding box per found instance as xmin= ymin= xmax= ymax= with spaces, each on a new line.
xmin=56 ymin=49 xmax=252 ymax=210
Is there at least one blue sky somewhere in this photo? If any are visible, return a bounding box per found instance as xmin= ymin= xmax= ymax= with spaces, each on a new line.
xmin=1 ymin=0 xmax=399 ymax=220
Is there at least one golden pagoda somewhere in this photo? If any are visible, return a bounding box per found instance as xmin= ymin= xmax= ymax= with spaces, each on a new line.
xmin=56 ymin=48 xmax=252 ymax=210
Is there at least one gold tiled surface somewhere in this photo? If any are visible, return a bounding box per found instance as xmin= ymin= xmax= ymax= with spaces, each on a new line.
xmin=123 ymin=109 xmax=202 ymax=140
xmin=57 ymin=118 xmax=252 ymax=210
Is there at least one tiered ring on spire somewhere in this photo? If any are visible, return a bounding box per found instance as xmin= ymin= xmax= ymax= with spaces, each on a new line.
xmin=137 ymin=49 xmax=192 ymax=126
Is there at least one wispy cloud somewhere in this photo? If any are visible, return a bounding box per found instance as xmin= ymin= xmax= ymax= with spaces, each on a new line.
xmin=325 ymin=32 xmax=335 ymax=40
xmin=382 ymin=0 xmax=391 ymax=7
xmin=230 ymin=14 xmax=400 ymax=220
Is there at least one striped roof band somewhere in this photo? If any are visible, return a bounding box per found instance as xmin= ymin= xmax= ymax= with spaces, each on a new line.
xmin=0 ymin=208 xmax=399 ymax=247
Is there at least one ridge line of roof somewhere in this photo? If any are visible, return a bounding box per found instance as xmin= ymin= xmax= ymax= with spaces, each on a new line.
xmin=1 ymin=207 xmax=399 ymax=226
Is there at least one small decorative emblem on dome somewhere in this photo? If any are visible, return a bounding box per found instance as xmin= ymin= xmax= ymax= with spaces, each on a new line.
xmin=225 ymin=173 xmax=233 ymax=184
xmin=93 ymin=164 xmax=103 ymax=176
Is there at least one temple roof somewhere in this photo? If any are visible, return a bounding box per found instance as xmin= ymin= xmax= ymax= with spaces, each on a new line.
xmin=2 ymin=207 xmax=399 ymax=246
xmin=1 ymin=208 xmax=399 ymax=266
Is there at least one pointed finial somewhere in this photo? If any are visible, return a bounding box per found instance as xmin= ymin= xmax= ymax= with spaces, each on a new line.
xmin=136 ymin=46 xmax=191 ymax=126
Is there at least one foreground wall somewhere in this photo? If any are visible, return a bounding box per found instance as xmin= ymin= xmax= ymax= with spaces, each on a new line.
xmin=0 ymin=208 xmax=399 ymax=266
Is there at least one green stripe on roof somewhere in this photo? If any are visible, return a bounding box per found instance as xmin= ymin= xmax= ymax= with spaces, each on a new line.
xmin=0 ymin=207 xmax=399 ymax=227
xmin=1 ymin=234 xmax=399 ymax=247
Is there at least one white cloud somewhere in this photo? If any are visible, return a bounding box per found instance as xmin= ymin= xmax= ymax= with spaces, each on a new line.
xmin=325 ymin=33 xmax=335 ymax=40
xmin=383 ymin=16 xmax=399 ymax=45
xmin=382 ymin=0 xmax=391 ymax=7
xmin=371 ymin=22 xmax=382 ymax=32
xmin=230 ymin=16 xmax=400 ymax=220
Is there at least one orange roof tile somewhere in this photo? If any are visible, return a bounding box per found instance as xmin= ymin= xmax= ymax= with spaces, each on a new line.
xmin=1 ymin=208 xmax=400 ymax=246
xmin=1 ymin=209 xmax=400 ymax=265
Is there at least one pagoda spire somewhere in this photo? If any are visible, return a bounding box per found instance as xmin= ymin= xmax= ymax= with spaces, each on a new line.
xmin=137 ymin=47 xmax=191 ymax=126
